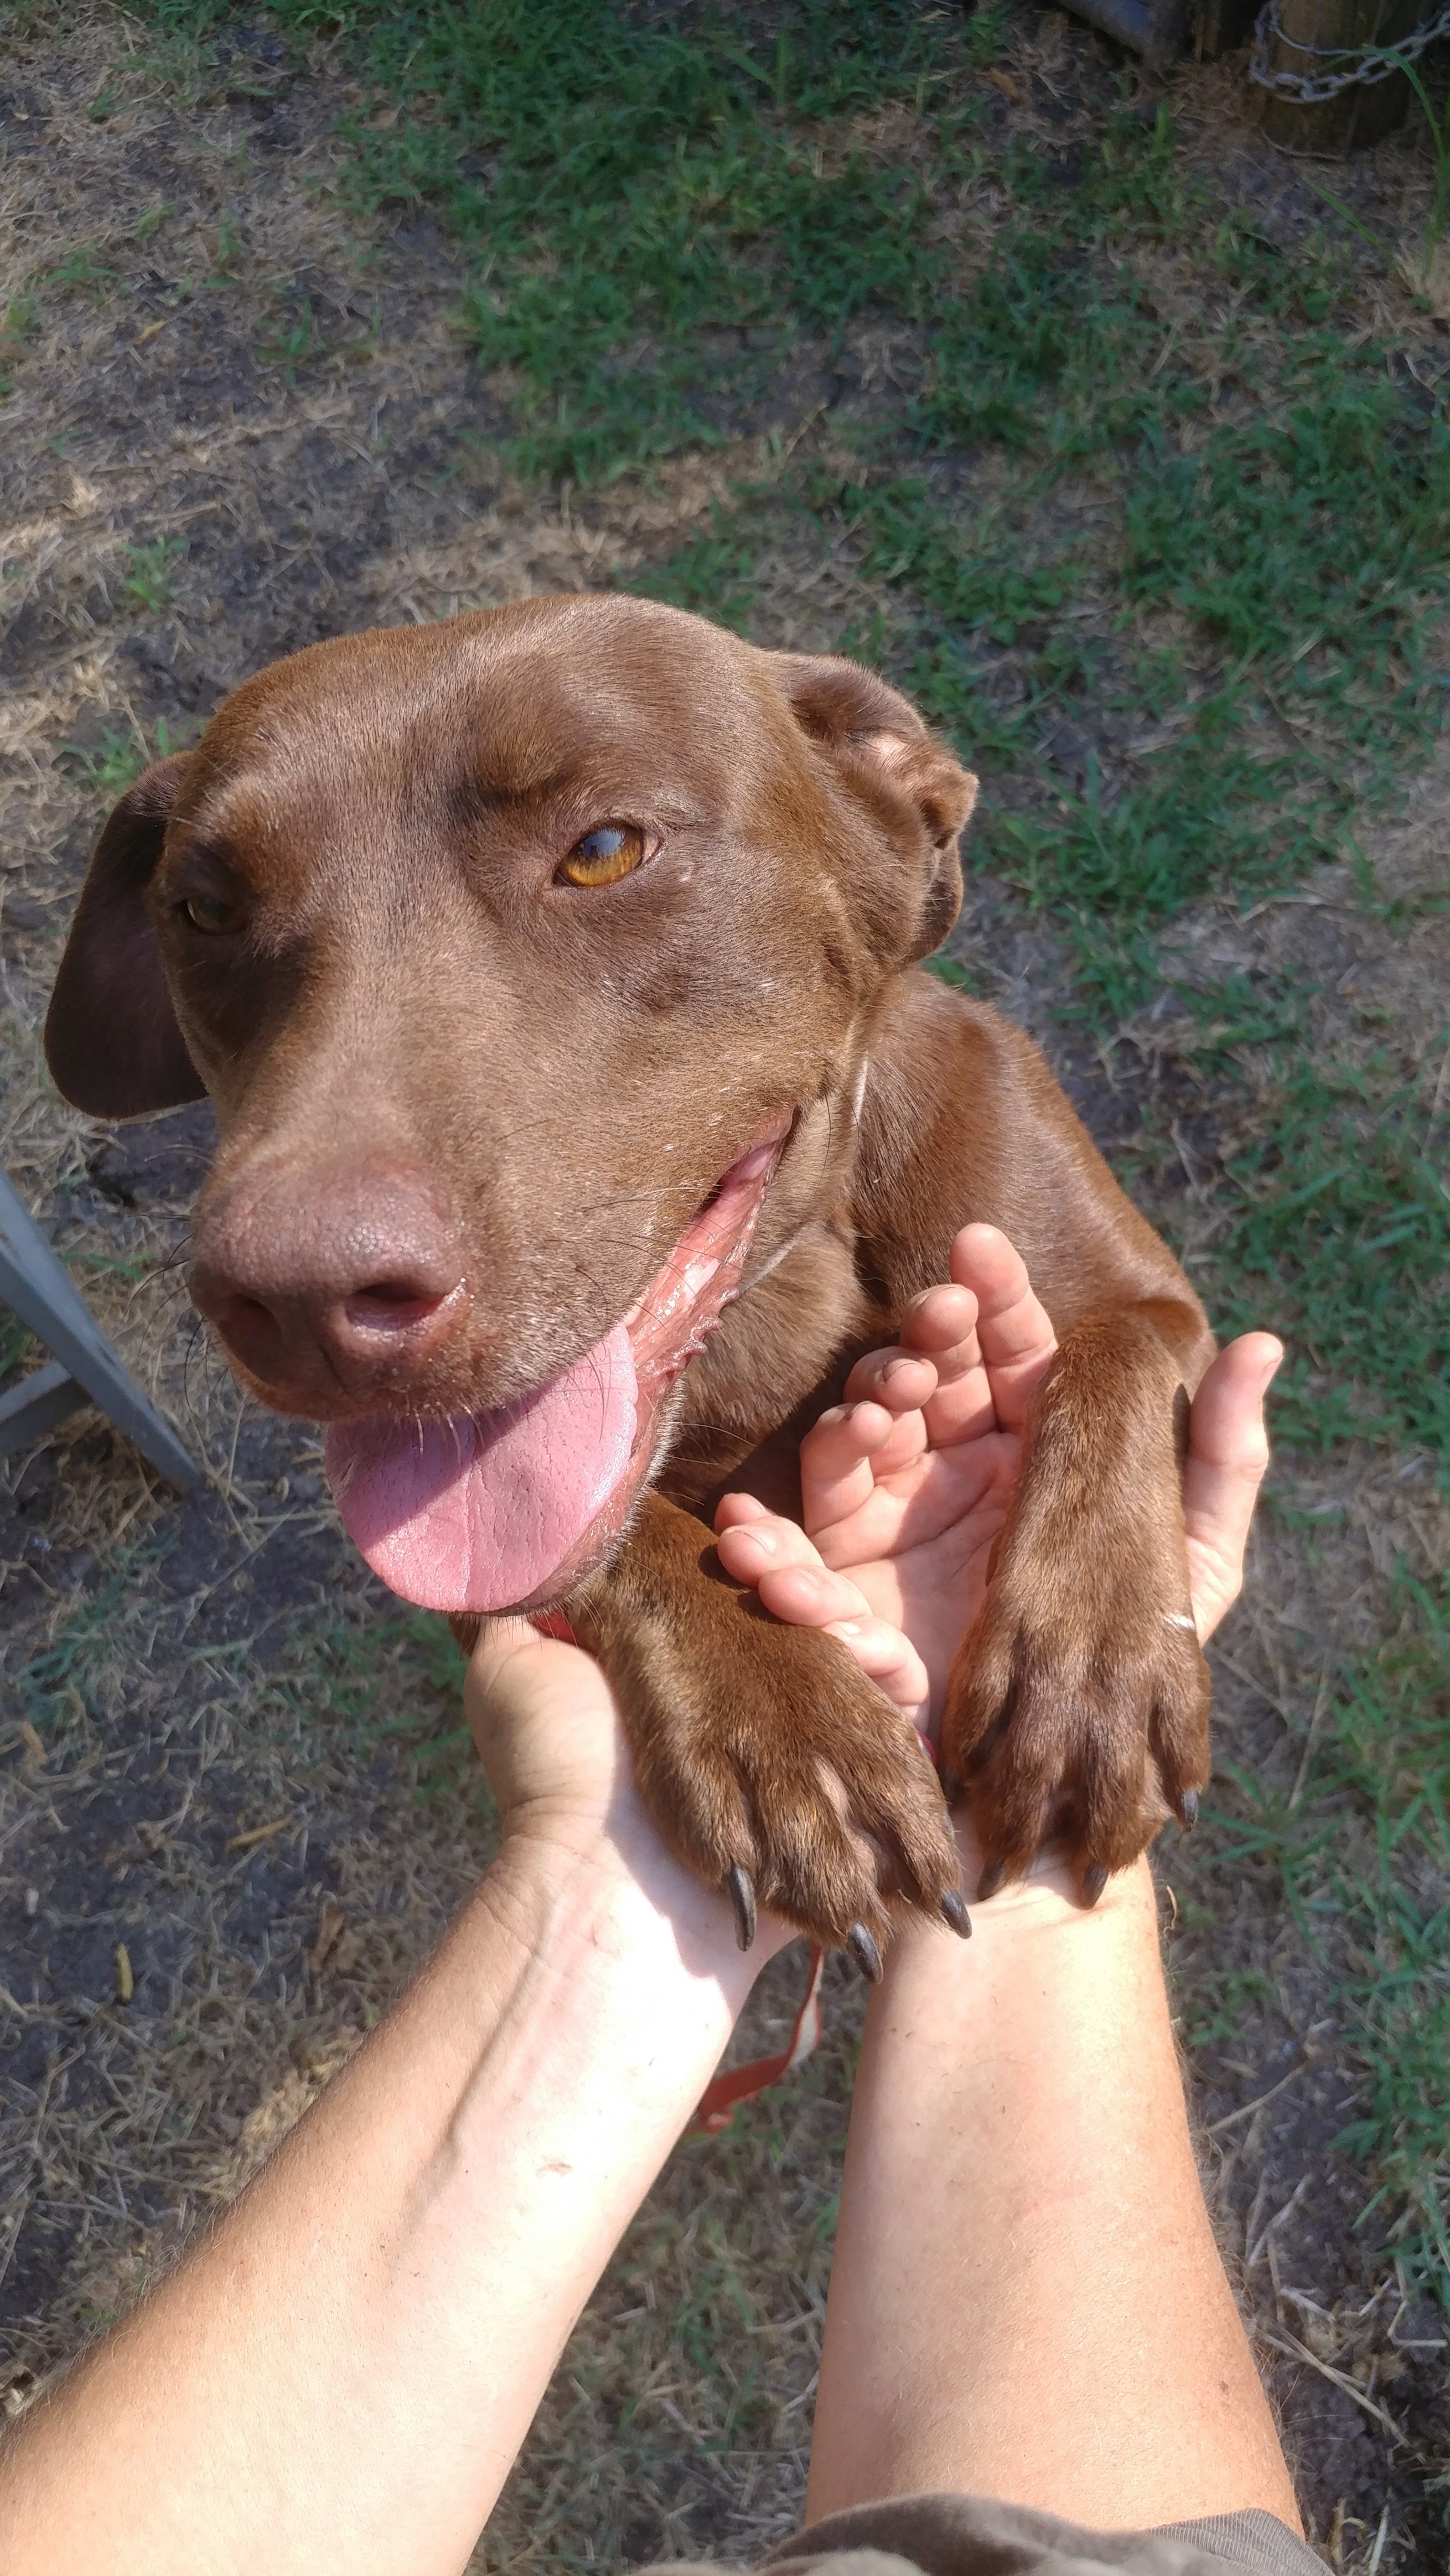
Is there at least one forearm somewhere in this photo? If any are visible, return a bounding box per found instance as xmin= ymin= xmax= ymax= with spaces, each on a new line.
xmin=808 ymin=1855 xmax=1299 ymax=2536
xmin=0 ymin=1832 xmax=755 ymax=2576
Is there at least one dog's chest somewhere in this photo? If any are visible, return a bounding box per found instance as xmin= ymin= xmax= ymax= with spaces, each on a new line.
xmin=660 ymin=1217 xmax=879 ymax=1516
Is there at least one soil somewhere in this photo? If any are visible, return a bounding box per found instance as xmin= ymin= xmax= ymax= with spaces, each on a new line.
xmin=1 ymin=9 xmax=1447 ymax=2570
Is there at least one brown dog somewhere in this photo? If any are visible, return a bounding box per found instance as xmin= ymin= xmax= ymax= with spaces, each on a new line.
xmin=45 ymin=594 xmax=1214 ymax=1967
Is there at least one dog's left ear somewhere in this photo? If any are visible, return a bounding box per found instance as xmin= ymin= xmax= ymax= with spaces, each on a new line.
xmin=769 ymin=653 xmax=978 ymax=962
xmin=45 ymin=755 xmax=206 ymax=1118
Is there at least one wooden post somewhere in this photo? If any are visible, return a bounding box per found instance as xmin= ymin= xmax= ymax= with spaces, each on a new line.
xmin=1257 ymin=0 xmax=1428 ymax=154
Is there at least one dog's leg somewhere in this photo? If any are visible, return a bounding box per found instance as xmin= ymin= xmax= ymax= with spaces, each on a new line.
xmin=938 ymin=1299 xmax=1209 ymax=1902
xmin=566 ymin=1492 xmax=966 ymax=1961
xmin=856 ymin=978 xmax=1218 ymax=1899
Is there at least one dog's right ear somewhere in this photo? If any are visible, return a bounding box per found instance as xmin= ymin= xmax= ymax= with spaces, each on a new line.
xmin=44 ymin=755 xmax=207 ymax=1118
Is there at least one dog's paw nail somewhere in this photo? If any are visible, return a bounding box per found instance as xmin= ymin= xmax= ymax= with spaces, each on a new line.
xmin=1177 ymin=1788 xmax=1199 ymax=1832
xmin=725 ymin=1863 xmax=757 ymax=1952
xmin=1081 ymin=1861 xmax=1109 ymax=1907
xmin=940 ymin=1768 xmax=962 ymax=1804
xmin=940 ymin=1888 xmax=972 ymax=1939
xmin=976 ymin=1858 xmax=1005 ymax=1902
xmin=847 ymin=1923 xmax=883 ymax=1983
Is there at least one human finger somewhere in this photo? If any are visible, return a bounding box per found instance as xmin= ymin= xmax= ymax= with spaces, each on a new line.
xmin=744 ymin=1557 xmax=929 ymax=1715
xmin=713 ymin=1513 xmax=927 ymax=1704
xmin=755 ymin=1558 xmax=877 ymax=1632
xmin=713 ymin=1488 xmax=771 ymax=1532
xmin=842 ymin=1345 xmax=939 ymax=1413
xmin=947 ymin=1224 xmax=1058 ymax=1427
xmin=897 ymin=1280 xmax=980 ymax=1363
xmin=796 ymin=1397 xmax=906 ymax=1535
xmin=714 ymin=1506 xmax=852 ymax=1596
xmin=820 ymin=1612 xmax=930 ymax=1717
xmin=1183 ymin=1334 xmax=1282 ymax=1642
xmin=897 ymin=1281 xmax=998 ymax=1443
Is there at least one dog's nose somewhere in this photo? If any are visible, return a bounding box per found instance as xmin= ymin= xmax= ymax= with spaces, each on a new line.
xmin=190 ymin=1165 xmax=468 ymax=1403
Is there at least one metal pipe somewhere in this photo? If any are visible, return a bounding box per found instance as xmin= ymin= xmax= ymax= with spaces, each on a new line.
xmin=1064 ymin=0 xmax=1197 ymax=64
xmin=1063 ymin=0 xmax=1157 ymax=50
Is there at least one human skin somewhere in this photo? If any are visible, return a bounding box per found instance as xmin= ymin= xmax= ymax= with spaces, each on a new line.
xmin=0 ymin=1228 xmax=1288 ymax=2573
xmin=716 ymin=1228 xmax=1297 ymax=2531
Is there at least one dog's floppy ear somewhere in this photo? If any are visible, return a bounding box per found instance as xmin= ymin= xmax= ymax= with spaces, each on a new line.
xmin=770 ymin=654 xmax=977 ymax=962
xmin=45 ymin=755 xmax=206 ymax=1118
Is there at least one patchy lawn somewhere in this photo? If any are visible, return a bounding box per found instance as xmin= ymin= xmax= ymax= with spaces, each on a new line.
xmin=1 ymin=3 xmax=1447 ymax=2568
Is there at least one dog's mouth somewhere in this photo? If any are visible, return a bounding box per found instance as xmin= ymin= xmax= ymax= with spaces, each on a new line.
xmin=322 ymin=1120 xmax=791 ymax=1615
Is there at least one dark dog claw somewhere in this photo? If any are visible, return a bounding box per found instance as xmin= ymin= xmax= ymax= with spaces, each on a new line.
xmin=1081 ymin=1861 xmax=1109 ymax=1907
xmin=847 ymin=1923 xmax=883 ymax=1983
xmin=725 ymin=1863 xmax=757 ymax=1952
xmin=976 ymin=1858 xmax=1005 ymax=1903
xmin=940 ymin=1888 xmax=972 ymax=1939
xmin=1177 ymin=1788 xmax=1199 ymax=1832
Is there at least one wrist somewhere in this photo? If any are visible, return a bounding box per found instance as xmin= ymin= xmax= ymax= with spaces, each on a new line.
xmin=484 ymin=1804 xmax=772 ymax=2014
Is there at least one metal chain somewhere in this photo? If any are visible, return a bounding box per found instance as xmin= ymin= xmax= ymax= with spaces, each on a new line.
xmin=1250 ymin=0 xmax=1450 ymax=100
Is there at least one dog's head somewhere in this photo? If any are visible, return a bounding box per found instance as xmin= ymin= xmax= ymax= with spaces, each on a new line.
xmin=46 ymin=594 xmax=975 ymax=1612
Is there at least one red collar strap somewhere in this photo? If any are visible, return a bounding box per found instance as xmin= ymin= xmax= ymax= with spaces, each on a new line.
xmin=691 ymin=1944 xmax=827 ymax=2135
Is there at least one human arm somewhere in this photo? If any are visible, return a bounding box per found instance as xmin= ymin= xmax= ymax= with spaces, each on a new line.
xmin=0 ymin=1227 xmax=1286 ymax=2569
xmin=0 ymin=1630 xmax=792 ymax=2576
xmin=716 ymin=1227 xmax=1296 ymax=2533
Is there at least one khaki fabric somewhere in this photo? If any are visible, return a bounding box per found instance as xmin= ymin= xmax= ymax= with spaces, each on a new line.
xmin=644 ymin=2489 xmax=1324 ymax=2575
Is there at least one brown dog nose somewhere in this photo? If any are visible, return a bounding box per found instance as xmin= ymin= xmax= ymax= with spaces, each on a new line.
xmin=190 ymin=1164 xmax=467 ymax=1405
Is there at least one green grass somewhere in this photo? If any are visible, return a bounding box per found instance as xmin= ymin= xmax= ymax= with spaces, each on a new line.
xmin=270 ymin=1601 xmax=479 ymax=1806
xmin=122 ymin=0 xmax=1450 ymax=2340
xmin=62 ymin=715 xmax=183 ymax=796
xmin=133 ymin=3 xmax=1449 ymax=955
xmin=1140 ymin=979 xmax=1450 ymax=1464
xmin=120 ymin=536 xmax=186 ymax=613
xmin=1211 ymin=1041 xmax=1450 ymax=1461
xmin=1206 ymin=1569 xmax=1450 ymax=2309
xmin=0 ymin=1309 xmax=34 ymax=1385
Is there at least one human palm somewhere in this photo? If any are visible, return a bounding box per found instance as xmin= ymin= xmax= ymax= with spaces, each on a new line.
xmin=716 ymin=1224 xmax=1282 ymax=1739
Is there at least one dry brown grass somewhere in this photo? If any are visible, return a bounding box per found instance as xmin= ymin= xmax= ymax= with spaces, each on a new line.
xmin=2 ymin=8 xmax=1448 ymax=2571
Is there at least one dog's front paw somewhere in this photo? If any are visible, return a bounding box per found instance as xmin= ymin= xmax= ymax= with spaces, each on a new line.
xmin=939 ymin=1514 xmax=1209 ymax=1904
xmin=566 ymin=1492 xmax=966 ymax=1965
xmin=633 ymin=1606 xmax=966 ymax=1965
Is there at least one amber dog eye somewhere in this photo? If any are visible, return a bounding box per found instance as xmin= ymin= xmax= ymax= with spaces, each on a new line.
xmin=557 ymin=823 xmax=648 ymax=888
xmin=179 ymin=894 xmax=246 ymax=935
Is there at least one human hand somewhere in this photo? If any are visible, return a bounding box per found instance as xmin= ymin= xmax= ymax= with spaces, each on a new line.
xmin=464 ymin=1617 xmax=628 ymax=1857
xmin=463 ymin=1621 xmax=804 ymax=1971
xmin=715 ymin=1224 xmax=1281 ymax=1738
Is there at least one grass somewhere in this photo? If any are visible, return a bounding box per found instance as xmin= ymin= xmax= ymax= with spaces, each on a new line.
xmin=0 ymin=1310 xmax=35 ymax=1385
xmin=120 ymin=536 xmax=186 ymax=613
xmin=31 ymin=0 xmax=1450 ymax=2492
xmin=61 ymin=716 xmax=182 ymax=797
xmin=1126 ymin=978 xmax=1450 ymax=1463
xmin=1205 ymin=1568 xmax=1450 ymax=2310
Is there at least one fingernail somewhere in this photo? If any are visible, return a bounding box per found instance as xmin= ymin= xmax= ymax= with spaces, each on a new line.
xmin=883 ymin=1355 xmax=915 ymax=1380
xmin=744 ymin=1527 xmax=776 ymax=1555
xmin=829 ymin=1617 xmax=863 ymax=1638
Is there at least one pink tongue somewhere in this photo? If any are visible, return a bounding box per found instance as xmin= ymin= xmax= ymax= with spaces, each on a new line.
xmin=324 ymin=1324 xmax=638 ymax=1614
